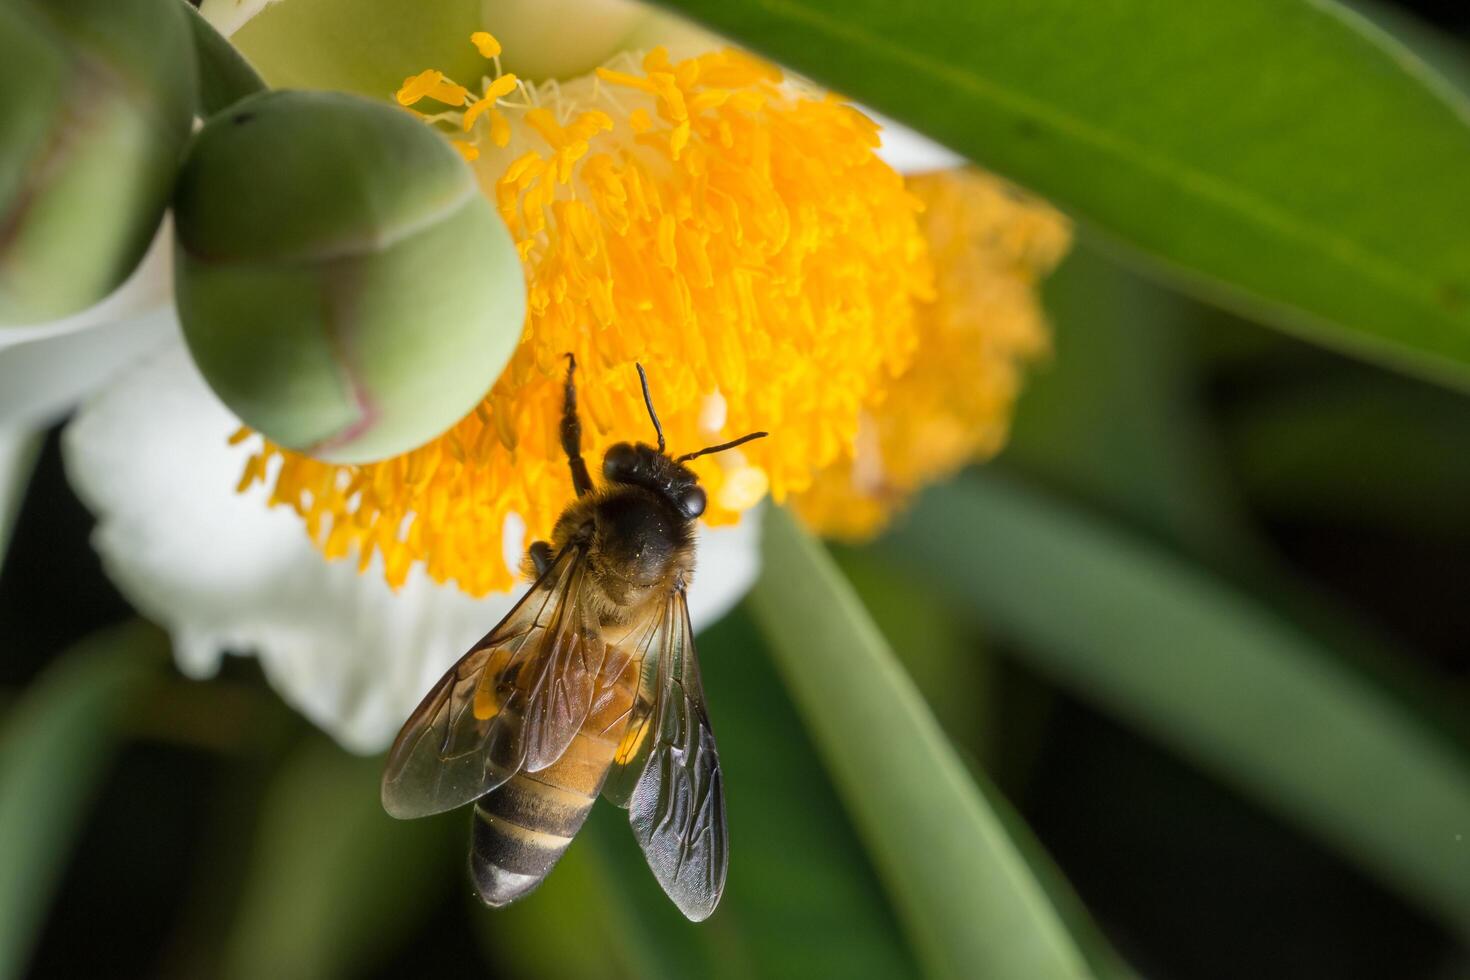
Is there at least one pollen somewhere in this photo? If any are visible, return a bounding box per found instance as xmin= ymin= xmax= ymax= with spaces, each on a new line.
xmin=395 ymin=69 xmax=468 ymax=108
xmin=240 ymin=37 xmax=932 ymax=596
xmin=792 ymin=169 xmax=1072 ymax=538
xmin=470 ymin=31 xmax=502 ymax=60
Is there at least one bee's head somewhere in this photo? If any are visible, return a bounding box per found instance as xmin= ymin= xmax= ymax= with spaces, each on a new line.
xmin=602 ymin=442 xmax=706 ymax=519
xmin=601 ymin=364 xmax=767 ymax=521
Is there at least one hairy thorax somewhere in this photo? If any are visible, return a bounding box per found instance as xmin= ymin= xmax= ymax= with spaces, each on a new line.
xmin=550 ymin=486 xmax=696 ymax=632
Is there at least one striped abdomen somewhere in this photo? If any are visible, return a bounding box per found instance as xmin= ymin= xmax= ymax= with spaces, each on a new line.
xmin=470 ymin=646 xmax=637 ymax=905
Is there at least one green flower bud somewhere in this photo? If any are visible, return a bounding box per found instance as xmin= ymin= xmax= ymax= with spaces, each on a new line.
xmin=173 ymin=90 xmax=526 ymax=465
xmin=0 ymin=0 xmax=196 ymax=325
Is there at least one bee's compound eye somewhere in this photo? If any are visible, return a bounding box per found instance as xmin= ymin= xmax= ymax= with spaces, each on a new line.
xmin=679 ymin=485 xmax=707 ymax=519
xmin=603 ymin=442 xmax=639 ymax=482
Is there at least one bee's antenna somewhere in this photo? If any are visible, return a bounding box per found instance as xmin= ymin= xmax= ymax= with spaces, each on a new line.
xmin=635 ymin=363 xmax=666 ymax=454
xmin=675 ymin=430 xmax=769 ymax=464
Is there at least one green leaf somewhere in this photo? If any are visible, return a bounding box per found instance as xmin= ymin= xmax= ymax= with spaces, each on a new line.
xmin=220 ymin=738 xmax=459 ymax=980
xmin=750 ymin=507 xmax=1094 ymax=980
xmin=653 ymin=0 xmax=1470 ymax=388
xmin=0 ymin=621 xmax=164 ymax=980
xmin=178 ymin=0 xmax=267 ymax=116
xmin=890 ymin=475 xmax=1470 ymax=937
xmin=837 ymin=550 xmax=1135 ymax=979
xmin=832 ymin=547 xmax=989 ymax=759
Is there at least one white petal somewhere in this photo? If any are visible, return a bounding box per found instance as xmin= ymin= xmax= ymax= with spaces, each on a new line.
xmin=689 ymin=505 xmax=761 ymax=629
xmin=0 ymin=309 xmax=178 ymax=429
xmin=869 ymin=110 xmax=966 ymax=175
xmin=63 ymin=338 xmax=760 ymax=752
xmin=198 ymin=0 xmax=282 ymax=37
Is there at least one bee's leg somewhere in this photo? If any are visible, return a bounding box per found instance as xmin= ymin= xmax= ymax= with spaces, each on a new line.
xmin=561 ymin=353 xmax=594 ymax=497
xmin=528 ymin=540 xmax=553 ymax=578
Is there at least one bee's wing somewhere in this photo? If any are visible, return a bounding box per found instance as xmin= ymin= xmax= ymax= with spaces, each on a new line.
xmin=381 ymin=543 xmax=607 ymax=819
xmin=603 ymin=590 xmax=728 ymax=921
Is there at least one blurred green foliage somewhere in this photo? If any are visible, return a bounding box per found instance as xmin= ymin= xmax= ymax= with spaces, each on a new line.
xmin=751 ymin=509 xmax=1097 ymax=980
xmin=892 ymin=474 xmax=1470 ymax=936
xmin=218 ymin=740 xmax=458 ymax=980
xmin=0 ymin=622 xmax=165 ymax=980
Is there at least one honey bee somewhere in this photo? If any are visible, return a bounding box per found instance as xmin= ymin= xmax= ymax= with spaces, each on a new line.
xmin=381 ymin=355 xmax=766 ymax=921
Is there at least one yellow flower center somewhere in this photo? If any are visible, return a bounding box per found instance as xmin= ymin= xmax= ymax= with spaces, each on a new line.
xmin=792 ymin=169 xmax=1071 ymax=538
xmin=238 ymin=34 xmax=932 ymax=596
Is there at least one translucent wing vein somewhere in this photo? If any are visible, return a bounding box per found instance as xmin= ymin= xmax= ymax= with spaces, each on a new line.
xmin=381 ymin=544 xmax=596 ymax=819
xmin=615 ymin=591 xmax=728 ymax=921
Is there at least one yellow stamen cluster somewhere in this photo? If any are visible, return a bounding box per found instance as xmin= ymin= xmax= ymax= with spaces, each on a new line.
xmin=240 ymin=36 xmax=932 ymax=595
xmin=792 ymin=169 xmax=1071 ymax=538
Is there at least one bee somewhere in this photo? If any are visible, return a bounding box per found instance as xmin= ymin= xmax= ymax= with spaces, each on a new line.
xmin=381 ymin=355 xmax=766 ymax=921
